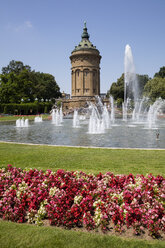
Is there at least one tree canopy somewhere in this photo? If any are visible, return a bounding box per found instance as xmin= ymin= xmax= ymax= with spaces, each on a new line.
xmin=143 ymin=77 xmax=165 ymax=101
xmin=141 ymin=66 xmax=165 ymax=101
xmin=0 ymin=60 xmax=61 ymax=104
xmin=1 ymin=60 xmax=31 ymax=75
xmin=154 ymin=66 xmax=165 ymax=78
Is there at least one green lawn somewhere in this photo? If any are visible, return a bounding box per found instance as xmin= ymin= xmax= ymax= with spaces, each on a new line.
xmin=0 ymin=114 xmax=49 ymax=122
xmin=0 ymin=220 xmax=164 ymax=248
xmin=0 ymin=142 xmax=165 ymax=248
xmin=0 ymin=142 xmax=164 ymax=176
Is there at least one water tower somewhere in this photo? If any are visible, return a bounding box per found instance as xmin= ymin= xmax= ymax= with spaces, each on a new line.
xmin=70 ymin=22 xmax=101 ymax=99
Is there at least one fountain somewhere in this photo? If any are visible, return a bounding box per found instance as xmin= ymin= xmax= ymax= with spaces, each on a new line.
xmin=16 ymin=118 xmax=29 ymax=127
xmin=132 ymin=98 xmax=144 ymax=122
xmin=79 ymin=115 xmax=86 ymax=120
xmin=146 ymin=98 xmax=165 ymax=129
xmin=102 ymin=103 xmax=110 ymax=129
xmin=1 ymin=44 xmax=165 ymax=149
xmin=51 ymin=107 xmax=63 ymax=126
xmin=59 ymin=106 xmax=63 ymax=123
xmin=87 ymin=98 xmax=111 ymax=134
xmin=122 ymin=98 xmax=130 ymax=121
xmin=34 ymin=116 xmax=43 ymax=122
xmin=123 ymin=44 xmax=165 ymax=128
xmin=88 ymin=104 xmax=105 ymax=134
xmin=123 ymin=44 xmax=139 ymax=121
xmin=1 ymin=94 xmax=165 ymax=148
xmin=73 ymin=110 xmax=80 ymax=128
xmin=110 ymin=95 xmax=115 ymax=124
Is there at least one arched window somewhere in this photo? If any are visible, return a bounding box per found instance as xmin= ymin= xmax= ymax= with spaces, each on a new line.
xmin=76 ymin=69 xmax=80 ymax=77
xmin=83 ymin=69 xmax=90 ymax=91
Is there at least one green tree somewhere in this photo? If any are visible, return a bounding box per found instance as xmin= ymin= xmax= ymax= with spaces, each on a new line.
xmin=143 ymin=77 xmax=165 ymax=101
xmin=0 ymin=68 xmax=35 ymax=103
xmin=34 ymin=73 xmax=61 ymax=102
xmin=154 ymin=66 xmax=165 ymax=78
xmin=0 ymin=74 xmax=13 ymax=103
xmin=1 ymin=60 xmax=31 ymax=75
xmin=108 ymin=74 xmax=124 ymax=101
xmin=0 ymin=60 xmax=61 ymax=104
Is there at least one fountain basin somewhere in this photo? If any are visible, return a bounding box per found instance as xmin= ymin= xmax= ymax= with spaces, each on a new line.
xmin=0 ymin=118 xmax=165 ymax=149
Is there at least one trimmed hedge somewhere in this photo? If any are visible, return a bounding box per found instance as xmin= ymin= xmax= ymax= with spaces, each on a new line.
xmin=0 ymin=102 xmax=53 ymax=115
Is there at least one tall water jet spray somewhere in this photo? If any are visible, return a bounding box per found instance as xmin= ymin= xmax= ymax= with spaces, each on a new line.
xmin=102 ymin=103 xmax=110 ymax=129
xmin=95 ymin=95 xmax=104 ymax=114
xmin=88 ymin=103 xmax=105 ymax=134
xmin=110 ymin=95 xmax=115 ymax=124
xmin=73 ymin=110 xmax=80 ymax=128
xmin=59 ymin=106 xmax=63 ymax=123
xmin=123 ymin=44 xmax=139 ymax=120
xmin=122 ymin=98 xmax=130 ymax=121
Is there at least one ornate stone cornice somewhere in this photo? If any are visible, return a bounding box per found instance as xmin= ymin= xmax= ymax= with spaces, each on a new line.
xmin=70 ymin=53 xmax=101 ymax=63
xmin=71 ymin=66 xmax=100 ymax=72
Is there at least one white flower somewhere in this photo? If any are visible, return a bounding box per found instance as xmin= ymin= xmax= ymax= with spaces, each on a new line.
xmin=123 ymin=209 xmax=127 ymax=218
xmin=42 ymin=179 xmax=48 ymax=188
xmin=94 ymin=207 xmax=103 ymax=227
xmin=9 ymin=184 xmax=16 ymax=190
xmin=16 ymin=181 xmax=28 ymax=198
xmin=49 ymin=186 xmax=59 ymax=196
xmin=74 ymin=195 xmax=83 ymax=205
xmin=93 ymin=199 xmax=103 ymax=208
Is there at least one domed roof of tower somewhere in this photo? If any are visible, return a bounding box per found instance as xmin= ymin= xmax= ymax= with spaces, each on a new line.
xmin=72 ymin=22 xmax=99 ymax=53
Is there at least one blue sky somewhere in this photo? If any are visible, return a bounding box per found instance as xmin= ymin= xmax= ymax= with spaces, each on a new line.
xmin=0 ymin=0 xmax=165 ymax=94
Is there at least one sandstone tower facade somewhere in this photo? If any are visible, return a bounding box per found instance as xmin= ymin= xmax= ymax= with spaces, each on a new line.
xmin=70 ymin=22 xmax=101 ymax=99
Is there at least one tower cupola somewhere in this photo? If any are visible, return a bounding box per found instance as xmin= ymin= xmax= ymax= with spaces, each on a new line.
xmin=81 ymin=22 xmax=90 ymax=39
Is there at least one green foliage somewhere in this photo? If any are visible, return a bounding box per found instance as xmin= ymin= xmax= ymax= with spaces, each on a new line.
xmin=108 ymin=74 xmax=150 ymax=103
xmin=56 ymin=100 xmax=62 ymax=108
xmin=1 ymin=60 xmax=31 ymax=75
xmin=34 ymin=72 xmax=61 ymax=102
xmin=109 ymin=74 xmax=124 ymax=101
xmin=143 ymin=77 xmax=165 ymax=101
xmin=3 ymin=105 xmax=8 ymax=114
xmin=44 ymin=105 xmax=48 ymax=114
xmin=108 ymin=66 xmax=165 ymax=103
xmin=116 ymin=98 xmax=123 ymax=107
xmin=136 ymin=74 xmax=151 ymax=97
xmin=0 ymin=60 xmax=62 ymax=105
xmin=0 ymin=102 xmax=52 ymax=114
xmin=154 ymin=66 xmax=165 ymax=78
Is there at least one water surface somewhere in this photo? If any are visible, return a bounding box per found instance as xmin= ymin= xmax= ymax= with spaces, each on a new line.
xmin=0 ymin=118 xmax=165 ymax=149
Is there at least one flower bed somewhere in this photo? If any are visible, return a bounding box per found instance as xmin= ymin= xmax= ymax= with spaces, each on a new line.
xmin=0 ymin=165 xmax=164 ymax=238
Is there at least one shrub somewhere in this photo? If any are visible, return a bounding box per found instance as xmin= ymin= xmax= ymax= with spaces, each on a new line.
xmin=0 ymin=102 xmax=53 ymax=115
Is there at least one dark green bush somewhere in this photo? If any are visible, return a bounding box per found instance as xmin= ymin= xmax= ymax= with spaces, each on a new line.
xmin=0 ymin=102 xmax=53 ymax=115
